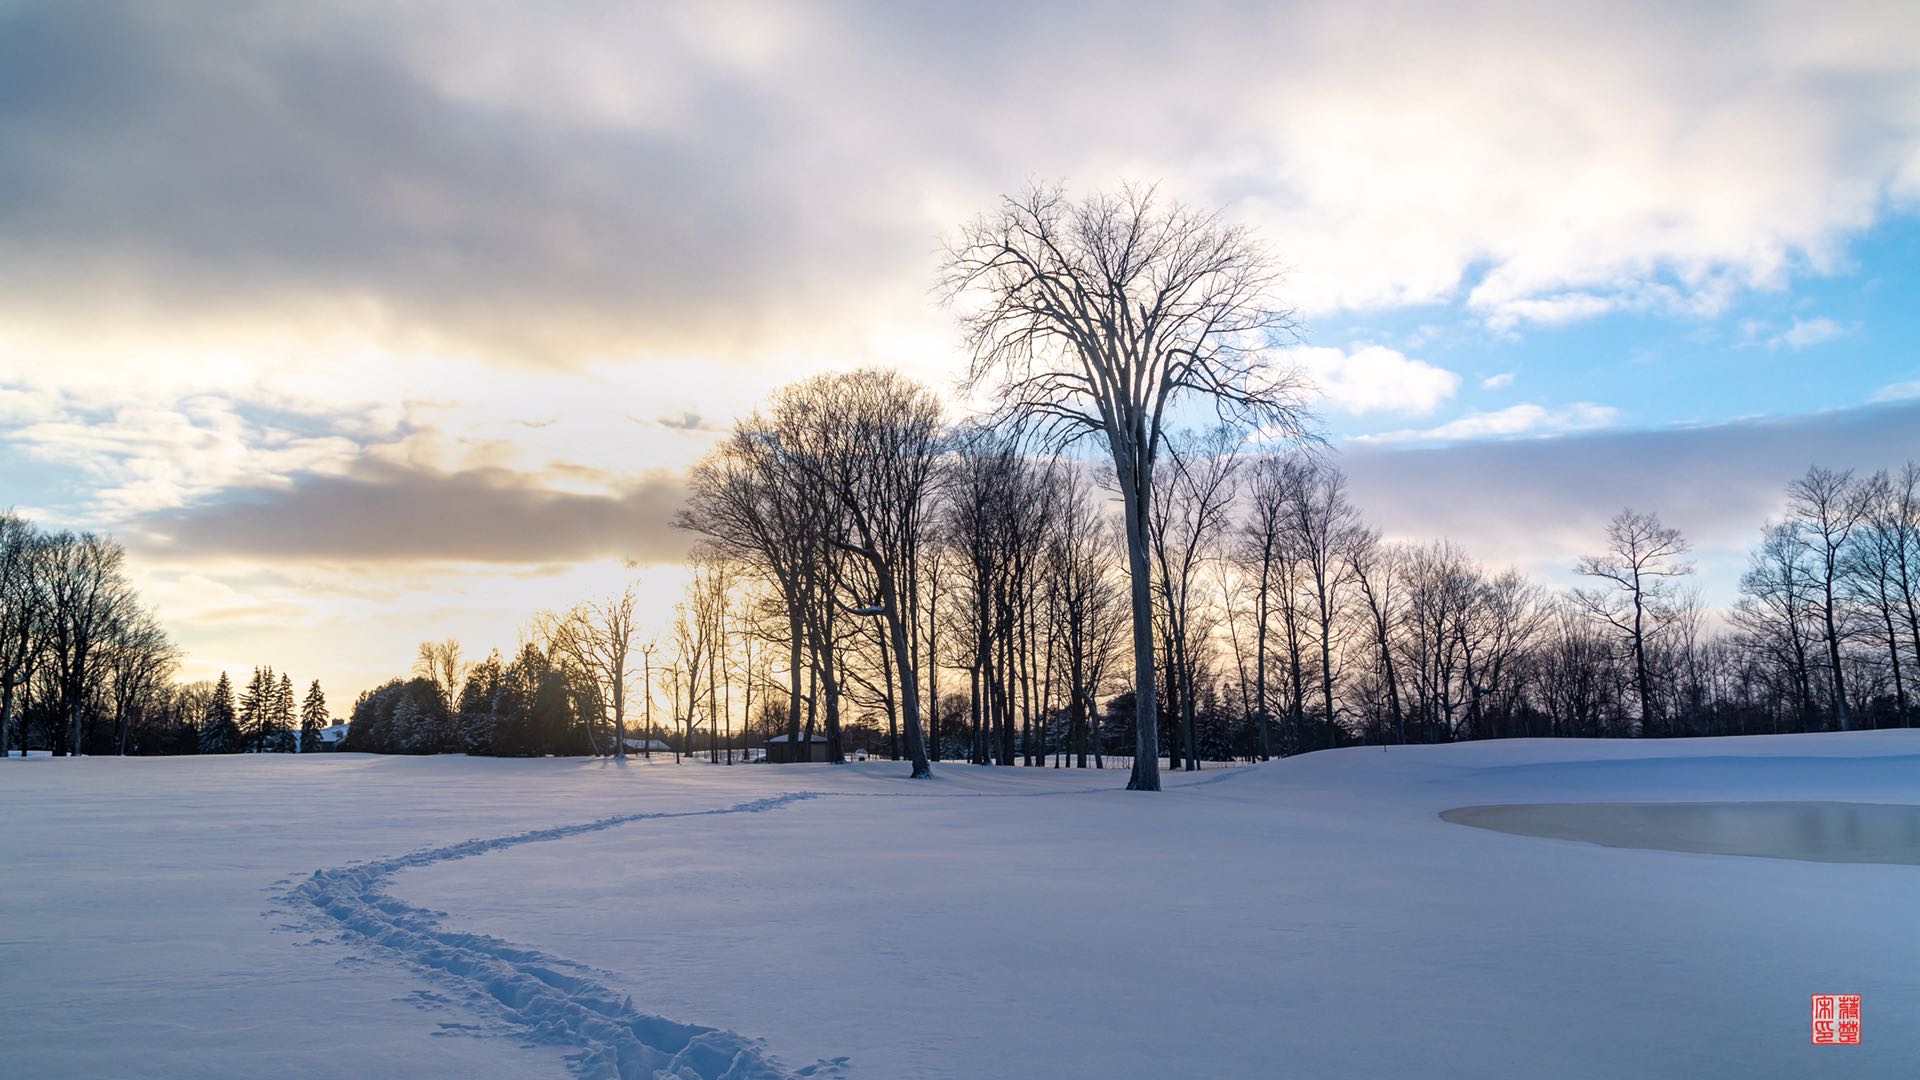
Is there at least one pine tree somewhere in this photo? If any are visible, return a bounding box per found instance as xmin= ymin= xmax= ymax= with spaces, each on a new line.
xmin=270 ymin=673 xmax=296 ymax=752
xmin=238 ymin=667 xmax=270 ymax=752
xmin=393 ymin=693 xmax=426 ymax=753
xmin=199 ymin=673 xmax=241 ymax=754
xmin=300 ymin=680 xmax=328 ymax=752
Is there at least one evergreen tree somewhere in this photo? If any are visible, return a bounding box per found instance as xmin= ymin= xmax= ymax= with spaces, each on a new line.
xmin=198 ymin=673 xmax=241 ymax=754
xmin=455 ymin=651 xmax=505 ymax=755
xmin=393 ymin=693 xmax=427 ymax=753
xmin=238 ymin=667 xmax=270 ymax=751
xmin=300 ymin=679 xmax=328 ymax=752
xmin=342 ymin=679 xmax=406 ymax=753
xmin=271 ymin=673 xmax=296 ymax=752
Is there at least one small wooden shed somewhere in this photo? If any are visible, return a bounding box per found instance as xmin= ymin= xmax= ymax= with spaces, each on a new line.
xmin=764 ymin=733 xmax=831 ymax=763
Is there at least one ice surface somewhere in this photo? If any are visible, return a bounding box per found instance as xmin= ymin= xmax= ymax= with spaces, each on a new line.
xmin=4 ymin=732 xmax=1917 ymax=1079
xmin=1442 ymin=801 xmax=1920 ymax=865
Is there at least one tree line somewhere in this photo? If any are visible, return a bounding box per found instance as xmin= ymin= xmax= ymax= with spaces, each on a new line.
xmin=665 ymin=374 xmax=1920 ymax=774
xmin=0 ymin=511 xmax=333 ymax=757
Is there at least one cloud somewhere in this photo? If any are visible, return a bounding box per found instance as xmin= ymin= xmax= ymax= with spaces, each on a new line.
xmin=1359 ymin=402 xmax=1619 ymax=444
xmin=1340 ymin=399 xmax=1920 ymax=591
xmin=1481 ymin=372 xmax=1515 ymax=390
xmin=1291 ymin=345 xmax=1460 ymax=416
xmin=0 ymin=390 xmax=366 ymax=517
xmin=1871 ymin=379 xmax=1920 ymax=403
xmin=1479 ymin=293 xmax=1618 ymax=333
xmin=131 ymin=460 xmax=691 ymax=564
xmin=1 ymin=1 xmax=1917 ymax=367
xmin=1768 ymin=315 xmax=1848 ymax=349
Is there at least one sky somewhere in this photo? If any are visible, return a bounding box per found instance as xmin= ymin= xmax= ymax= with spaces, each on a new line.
xmin=1 ymin=0 xmax=1917 ymax=701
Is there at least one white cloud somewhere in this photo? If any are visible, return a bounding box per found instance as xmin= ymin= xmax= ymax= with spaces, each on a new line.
xmin=2 ymin=394 xmax=365 ymax=518
xmin=1358 ymin=402 xmax=1620 ymax=444
xmin=1479 ymin=293 xmax=1619 ymax=333
xmin=1290 ymin=345 xmax=1460 ymax=416
xmin=1768 ymin=315 xmax=1847 ymax=350
xmin=3 ymin=2 xmax=1918 ymax=362
xmin=1871 ymin=379 xmax=1920 ymax=403
xmin=1481 ymin=372 xmax=1516 ymax=390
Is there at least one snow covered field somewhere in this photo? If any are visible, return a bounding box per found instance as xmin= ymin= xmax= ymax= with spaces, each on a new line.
xmin=4 ymin=733 xmax=1916 ymax=1079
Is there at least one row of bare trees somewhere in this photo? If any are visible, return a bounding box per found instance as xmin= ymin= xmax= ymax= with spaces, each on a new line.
xmin=663 ymin=429 xmax=1920 ymax=772
xmin=0 ymin=510 xmax=340 ymax=759
xmin=1732 ymin=464 xmax=1920 ymax=733
xmin=0 ymin=512 xmax=185 ymax=757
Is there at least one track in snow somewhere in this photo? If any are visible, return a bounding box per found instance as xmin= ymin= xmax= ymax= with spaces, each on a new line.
xmin=286 ymin=793 xmax=846 ymax=1080
xmin=282 ymin=768 xmax=1256 ymax=1078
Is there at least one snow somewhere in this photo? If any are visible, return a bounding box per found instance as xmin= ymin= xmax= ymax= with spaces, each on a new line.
xmin=3 ymin=732 xmax=1916 ymax=1078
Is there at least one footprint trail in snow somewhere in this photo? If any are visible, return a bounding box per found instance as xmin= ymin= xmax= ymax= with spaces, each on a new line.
xmin=283 ymin=769 xmax=1256 ymax=1079
xmin=286 ymin=792 xmax=846 ymax=1080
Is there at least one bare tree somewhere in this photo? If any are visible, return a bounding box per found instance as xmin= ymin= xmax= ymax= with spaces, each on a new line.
xmin=943 ymin=183 xmax=1311 ymax=790
xmin=1050 ymin=470 xmax=1127 ymax=767
xmin=1573 ymin=510 xmax=1694 ymax=738
xmin=0 ymin=513 xmax=48 ymax=759
xmin=42 ymin=531 xmax=135 ymax=756
xmin=1234 ymin=460 xmax=1291 ymax=758
xmin=1848 ymin=470 xmax=1915 ymax=715
xmin=680 ymin=420 xmax=835 ymax=758
xmin=541 ymin=580 xmax=644 ymax=759
xmin=412 ymin=638 xmax=468 ymax=752
xmin=1282 ymin=457 xmax=1360 ymax=748
xmin=106 ymin=610 xmax=177 ymax=755
xmin=1344 ymin=529 xmax=1407 ymax=745
xmin=413 ymin=639 xmax=466 ymax=713
xmin=1786 ymin=468 xmax=1867 ymax=730
xmin=1735 ymin=523 xmax=1821 ymax=731
xmin=775 ymin=370 xmax=942 ymax=778
xmin=1887 ymin=462 xmax=1920 ymax=674
xmin=1148 ymin=428 xmax=1241 ymax=770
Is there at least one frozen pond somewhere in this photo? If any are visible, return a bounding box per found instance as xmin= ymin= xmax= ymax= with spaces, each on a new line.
xmin=1441 ymin=801 xmax=1920 ymax=865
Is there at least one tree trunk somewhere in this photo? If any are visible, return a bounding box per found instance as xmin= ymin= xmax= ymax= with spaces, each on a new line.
xmin=969 ymin=663 xmax=983 ymax=765
xmin=1253 ymin=567 xmax=1272 ymax=761
xmin=1123 ymin=481 xmax=1161 ymax=791
xmin=926 ymin=573 xmax=941 ymax=762
xmin=1880 ymin=598 xmax=1907 ymax=715
xmin=787 ymin=607 xmax=804 ymax=748
xmin=873 ymin=563 xmax=931 ymax=777
xmin=1317 ymin=589 xmax=1337 ymax=749
xmin=1824 ymin=578 xmax=1850 ymax=731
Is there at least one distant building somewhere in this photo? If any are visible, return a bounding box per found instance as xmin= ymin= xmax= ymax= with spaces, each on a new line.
xmin=620 ymin=737 xmax=673 ymax=754
xmin=314 ymin=723 xmax=350 ymax=749
xmin=764 ymin=733 xmax=831 ymax=763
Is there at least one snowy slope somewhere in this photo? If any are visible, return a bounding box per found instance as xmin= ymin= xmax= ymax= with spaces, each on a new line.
xmin=3 ymin=733 xmax=1916 ymax=1078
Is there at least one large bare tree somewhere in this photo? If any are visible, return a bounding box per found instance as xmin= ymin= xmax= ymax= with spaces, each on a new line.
xmin=776 ymin=369 xmax=943 ymax=778
xmin=942 ymin=183 xmax=1310 ymax=790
